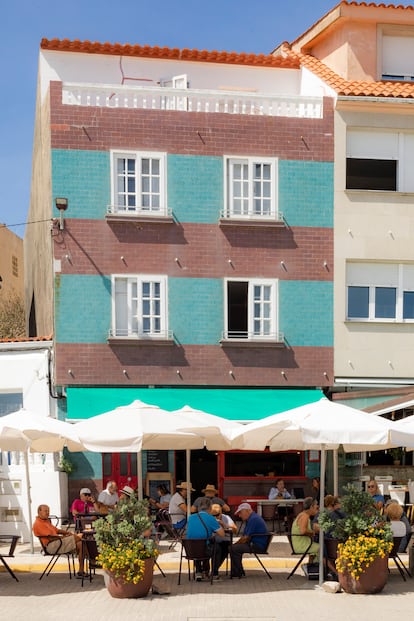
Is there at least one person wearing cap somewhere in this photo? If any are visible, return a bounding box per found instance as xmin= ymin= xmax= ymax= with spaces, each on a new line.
xmin=70 ymin=488 xmax=99 ymax=518
xmin=191 ymin=483 xmax=230 ymax=514
xmin=168 ymin=482 xmax=194 ymax=529
xmin=230 ymin=502 xmax=269 ymax=578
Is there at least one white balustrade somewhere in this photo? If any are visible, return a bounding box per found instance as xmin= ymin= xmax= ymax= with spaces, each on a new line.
xmin=62 ymin=82 xmax=323 ymax=119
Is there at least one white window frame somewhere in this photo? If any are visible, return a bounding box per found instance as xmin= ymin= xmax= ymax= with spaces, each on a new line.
xmin=109 ymin=150 xmax=167 ymax=216
xmin=346 ymin=129 xmax=414 ymax=193
xmin=160 ymin=74 xmax=188 ymax=111
xmin=223 ymin=155 xmax=278 ymax=220
xmin=346 ymin=263 xmax=414 ymax=323
xmin=111 ymin=274 xmax=169 ymax=339
xmin=224 ymin=277 xmax=279 ymax=340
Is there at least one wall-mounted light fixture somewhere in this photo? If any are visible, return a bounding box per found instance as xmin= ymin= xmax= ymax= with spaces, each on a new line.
xmin=55 ymin=197 xmax=68 ymax=230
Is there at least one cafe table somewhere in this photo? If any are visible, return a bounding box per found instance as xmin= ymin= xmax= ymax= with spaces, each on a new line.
xmin=243 ymin=498 xmax=304 ymax=517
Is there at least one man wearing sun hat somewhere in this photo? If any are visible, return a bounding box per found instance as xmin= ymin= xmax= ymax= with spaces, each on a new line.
xmin=191 ymin=483 xmax=230 ymax=514
xmin=230 ymin=502 xmax=269 ymax=578
xmin=169 ymin=481 xmax=194 ymax=529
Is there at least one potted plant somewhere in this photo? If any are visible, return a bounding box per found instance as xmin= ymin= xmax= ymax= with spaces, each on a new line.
xmin=318 ymin=484 xmax=393 ymax=593
xmin=389 ymin=447 xmax=404 ymax=465
xmin=94 ymin=492 xmax=158 ymax=598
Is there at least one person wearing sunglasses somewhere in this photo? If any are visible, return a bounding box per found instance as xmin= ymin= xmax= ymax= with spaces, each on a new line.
xmin=366 ymin=480 xmax=385 ymax=509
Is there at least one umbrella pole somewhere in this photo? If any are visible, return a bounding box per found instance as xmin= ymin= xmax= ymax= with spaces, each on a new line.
xmin=137 ymin=450 xmax=143 ymax=500
xmin=186 ymin=449 xmax=191 ymax=520
xmin=318 ymin=446 xmax=326 ymax=586
xmin=333 ymin=449 xmax=339 ymax=496
xmin=24 ymin=451 xmax=34 ymax=554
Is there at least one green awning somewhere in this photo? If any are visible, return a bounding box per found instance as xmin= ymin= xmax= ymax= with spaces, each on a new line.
xmin=66 ymin=387 xmax=323 ymax=422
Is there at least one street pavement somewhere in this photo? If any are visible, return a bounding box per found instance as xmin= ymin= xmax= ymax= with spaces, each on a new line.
xmin=1 ymin=536 xmax=414 ymax=621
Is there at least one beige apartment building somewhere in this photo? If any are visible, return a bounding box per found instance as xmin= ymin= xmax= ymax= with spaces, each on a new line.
xmin=275 ymin=1 xmax=414 ymax=416
xmin=0 ymin=226 xmax=23 ymax=300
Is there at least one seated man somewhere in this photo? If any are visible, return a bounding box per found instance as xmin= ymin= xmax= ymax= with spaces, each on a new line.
xmin=70 ymin=487 xmax=100 ymax=517
xmin=169 ymin=482 xmax=193 ymax=529
xmin=33 ymin=504 xmax=85 ymax=577
xmin=268 ymin=478 xmax=291 ymax=500
xmin=191 ymin=484 xmax=230 ymax=514
xmin=97 ymin=481 xmax=118 ymax=509
xmin=186 ymin=497 xmax=225 ymax=581
xmin=211 ymin=502 xmax=237 ymax=576
xmin=230 ymin=502 xmax=269 ymax=578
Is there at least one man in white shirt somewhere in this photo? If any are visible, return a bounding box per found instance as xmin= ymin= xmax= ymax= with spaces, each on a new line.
xmin=97 ymin=481 xmax=119 ymax=507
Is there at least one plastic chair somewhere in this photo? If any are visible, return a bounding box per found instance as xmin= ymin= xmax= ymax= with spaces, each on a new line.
xmin=80 ymin=537 xmax=101 ymax=586
xmin=178 ymin=538 xmax=216 ymax=585
xmin=286 ymin=533 xmax=314 ymax=579
xmin=244 ymin=532 xmax=274 ymax=579
xmin=155 ymin=509 xmax=185 ymax=549
xmin=0 ymin=535 xmax=20 ymax=581
xmin=37 ymin=535 xmax=76 ymax=580
xmin=389 ymin=537 xmax=411 ymax=581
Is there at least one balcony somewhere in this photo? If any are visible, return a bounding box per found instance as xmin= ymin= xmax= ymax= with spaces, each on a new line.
xmin=62 ymin=82 xmax=323 ymax=119
xmin=220 ymin=331 xmax=285 ymax=348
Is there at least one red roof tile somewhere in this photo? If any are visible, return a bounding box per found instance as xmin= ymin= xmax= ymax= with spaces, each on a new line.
xmin=40 ymin=38 xmax=299 ymax=69
xmin=281 ymin=44 xmax=414 ymax=99
xmin=0 ymin=335 xmax=53 ymax=344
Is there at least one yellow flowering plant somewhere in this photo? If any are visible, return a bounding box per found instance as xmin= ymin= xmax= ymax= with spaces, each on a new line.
xmin=94 ymin=492 xmax=158 ymax=584
xmin=335 ymin=531 xmax=393 ymax=579
xmin=319 ymin=484 xmax=393 ymax=580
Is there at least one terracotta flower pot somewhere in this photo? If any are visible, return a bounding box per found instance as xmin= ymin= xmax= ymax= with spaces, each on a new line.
xmin=104 ymin=558 xmax=154 ymax=599
xmin=338 ymin=554 xmax=388 ymax=594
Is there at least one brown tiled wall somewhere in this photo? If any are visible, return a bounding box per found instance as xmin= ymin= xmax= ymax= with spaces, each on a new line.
xmin=50 ymin=82 xmax=334 ymax=161
xmin=55 ymin=221 xmax=333 ymax=280
xmin=56 ymin=342 xmax=332 ymax=387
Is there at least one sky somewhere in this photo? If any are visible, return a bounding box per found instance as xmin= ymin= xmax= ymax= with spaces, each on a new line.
xmin=0 ymin=0 xmax=392 ymax=238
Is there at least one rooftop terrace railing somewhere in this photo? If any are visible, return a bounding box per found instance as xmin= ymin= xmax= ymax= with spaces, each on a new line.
xmin=62 ymin=82 xmax=323 ymax=119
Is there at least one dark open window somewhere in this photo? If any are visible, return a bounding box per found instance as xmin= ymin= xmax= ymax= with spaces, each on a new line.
xmin=227 ymin=281 xmax=248 ymax=338
xmin=346 ymin=158 xmax=397 ymax=191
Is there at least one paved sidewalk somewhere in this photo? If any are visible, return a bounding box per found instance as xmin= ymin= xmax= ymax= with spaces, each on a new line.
xmin=1 ymin=537 xmax=414 ymax=621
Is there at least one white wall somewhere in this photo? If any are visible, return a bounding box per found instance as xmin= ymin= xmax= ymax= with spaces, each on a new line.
xmin=0 ymin=344 xmax=69 ymax=544
xmin=39 ymin=49 xmax=301 ymax=100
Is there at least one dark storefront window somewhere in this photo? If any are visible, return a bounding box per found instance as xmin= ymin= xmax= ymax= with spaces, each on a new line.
xmin=224 ymin=451 xmax=302 ymax=477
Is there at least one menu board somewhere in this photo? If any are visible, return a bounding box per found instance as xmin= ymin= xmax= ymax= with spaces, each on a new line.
xmin=146 ymin=450 xmax=169 ymax=472
xmin=146 ymin=472 xmax=174 ymax=499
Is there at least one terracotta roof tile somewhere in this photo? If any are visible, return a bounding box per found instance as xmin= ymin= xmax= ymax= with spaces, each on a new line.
xmin=281 ymin=44 xmax=414 ymax=99
xmin=40 ymin=38 xmax=299 ymax=69
xmin=0 ymin=335 xmax=53 ymax=344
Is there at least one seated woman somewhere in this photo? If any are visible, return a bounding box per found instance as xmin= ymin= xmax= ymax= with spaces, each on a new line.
xmin=366 ymin=480 xmax=385 ymax=509
xmin=384 ymin=500 xmax=406 ymax=538
xmin=291 ymin=497 xmax=320 ymax=563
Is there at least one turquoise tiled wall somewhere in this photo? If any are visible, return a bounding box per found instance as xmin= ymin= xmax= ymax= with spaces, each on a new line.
xmin=55 ymin=275 xmax=331 ymax=347
xmin=52 ymin=151 xmax=332 ymax=227
xmin=279 ymin=280 xmax=333 ymax=347
xmin=168 ymin=154 xmax=223 ymax=223
xmin=169 ymin=277 xmax=223 ymax=344
xmin=52 ymin=150 xmax=110 ymax=219
xmin=55 ymin=274 xmax=111 ymax=343
xmin=279 ymin=160 xmax=333 ymax=228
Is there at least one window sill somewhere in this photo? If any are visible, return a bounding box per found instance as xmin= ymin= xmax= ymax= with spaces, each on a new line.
xmin=108 ymin=337 xmax=175 ymax=346
xmin=219 ymin=217 xmax=285 ymax=228
xmin=106 ymin=213 xmax=175 ymax=224
xmin=345 ymin=189 xmax=414 ymax=197
xmin=220 ymin=338 xmax=285 ymax=348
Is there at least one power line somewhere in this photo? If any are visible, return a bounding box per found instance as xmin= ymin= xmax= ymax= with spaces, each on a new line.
xmin=0 ymin=218 xmax=54 ymax=230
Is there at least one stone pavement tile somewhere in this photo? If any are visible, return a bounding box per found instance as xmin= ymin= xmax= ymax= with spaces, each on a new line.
xmin=1 ymin=568 xmax=414 ymax=621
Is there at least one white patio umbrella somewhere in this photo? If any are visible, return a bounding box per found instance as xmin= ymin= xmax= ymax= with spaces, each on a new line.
xmin=230 ymin=397 xmax=414 ymax=583
xmin=73 ymin=400 xmax=242 ymax=503
xmin=0 ymin=409 xmax=83 ymax=553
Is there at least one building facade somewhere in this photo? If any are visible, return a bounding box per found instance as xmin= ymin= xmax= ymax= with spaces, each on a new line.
xmin=25 ymin=39 xmax=334 ymax=499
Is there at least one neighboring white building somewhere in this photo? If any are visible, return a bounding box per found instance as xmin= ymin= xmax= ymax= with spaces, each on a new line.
xmin=0 ymin=338 xmax=68 ymax=542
